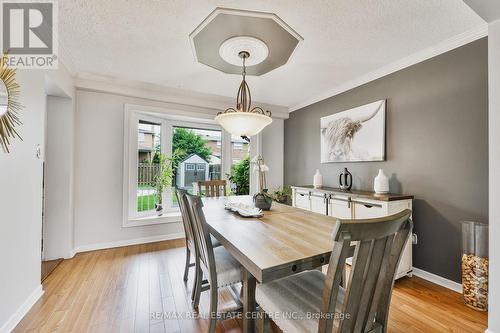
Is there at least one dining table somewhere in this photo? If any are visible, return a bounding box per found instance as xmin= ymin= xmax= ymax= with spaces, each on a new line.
xmin=201 ymin=195 xmax=339 ymax=333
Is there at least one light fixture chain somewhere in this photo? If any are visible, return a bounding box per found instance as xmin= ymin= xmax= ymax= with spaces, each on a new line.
xmin=216 ymin=49 xmax=271 ymax=119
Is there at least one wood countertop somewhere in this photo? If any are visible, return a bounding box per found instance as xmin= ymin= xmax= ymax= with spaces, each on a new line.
xmin=291 ymin=185 xmax=414 ymax=202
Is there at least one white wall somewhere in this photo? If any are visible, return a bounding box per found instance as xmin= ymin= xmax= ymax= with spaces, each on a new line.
xmin=74 ymin=90 xmax=184 ymax=249
xmin=44 ymin=95 xmax=75 ymax=259
xmin=462 ymin=2 xmax=500 ymax=328
xmin=488 ymin=18 xmax=500 ymax=333
xmin=0 ymin=70 xmax=46 ymax=332
xmin=74 ymin=89 xmax=286 ymax=250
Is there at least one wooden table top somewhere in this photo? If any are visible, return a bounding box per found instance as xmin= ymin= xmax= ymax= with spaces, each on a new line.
xmin=202 ymin=195 xmax=337 ymax=283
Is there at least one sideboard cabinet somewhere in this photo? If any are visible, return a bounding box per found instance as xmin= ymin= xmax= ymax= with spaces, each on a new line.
xmin=291 ymin=185 xmax=414 ymax=279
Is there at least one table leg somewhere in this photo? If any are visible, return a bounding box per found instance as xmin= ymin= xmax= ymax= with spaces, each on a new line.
xmin=242 ymin=268 xmax=256 ymax=333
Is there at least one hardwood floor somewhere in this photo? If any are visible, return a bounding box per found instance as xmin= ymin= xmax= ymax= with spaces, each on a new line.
xmin=41 ymin=259 xmax=63 ymax=282
xmin=15 ymin=240 xmax=487 ymax=333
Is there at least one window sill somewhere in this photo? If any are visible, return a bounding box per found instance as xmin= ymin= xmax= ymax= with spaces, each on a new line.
xmin=124 ymin=211 xmax=182 ymax=228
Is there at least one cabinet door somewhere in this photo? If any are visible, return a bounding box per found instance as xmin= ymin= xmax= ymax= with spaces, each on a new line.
xmin=328 ymin=199 xmax=352 ymax=219
xmin=294 ymin=190 xmax=310 ymax=211
xmin=387 ymin=200 xmax=413 ymax=279
xmin=310 ymin=194 xmax=327 ymax=215
xmin=396 ymin=237 xmax=412 ymax=278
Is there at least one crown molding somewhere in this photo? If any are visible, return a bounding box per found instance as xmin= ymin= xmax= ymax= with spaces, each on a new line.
xmin=74 ymin=73 xmax=289 ymax=119
xmin=289 ymin=24 xmax=488 ymax=112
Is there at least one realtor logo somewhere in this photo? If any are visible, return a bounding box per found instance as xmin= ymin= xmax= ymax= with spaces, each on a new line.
xmin=1 ymin=0 xmax=58 ymax=68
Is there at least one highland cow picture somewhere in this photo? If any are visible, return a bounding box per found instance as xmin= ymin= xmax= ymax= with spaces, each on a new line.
xmin=321 ymin=100 xmax=386 ymax=163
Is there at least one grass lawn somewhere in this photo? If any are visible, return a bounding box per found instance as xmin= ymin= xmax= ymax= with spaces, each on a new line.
xmin=136 ymin=186 xmax=179 ymax=212
xmin=137 ymin=194 xmax=156 ymax=211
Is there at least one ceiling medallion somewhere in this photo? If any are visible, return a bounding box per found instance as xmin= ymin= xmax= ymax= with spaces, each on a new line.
xmin=189 ymin=7 xmax=303 ymax=76
xmin=219 ymin=36 xmax=268 ymax=67
xmin=190 ymin=7 xmax=303 ymax=137
xmin=214 ymin=51 xmax=272 ymax=139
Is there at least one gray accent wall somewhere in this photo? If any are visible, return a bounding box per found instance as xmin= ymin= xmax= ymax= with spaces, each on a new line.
xmin=284 ymin=38 xmax=488 ymax=282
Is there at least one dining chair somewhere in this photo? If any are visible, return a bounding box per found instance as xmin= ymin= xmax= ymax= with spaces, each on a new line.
xmin=175 ymin=189 xmax=221 ymax=302
xmin=185 ymin=193 xmax=244 ymax=333
xmin=197 ymin=179 xmax=227 ymax=197
xmin=255 ymin=209 xmax=413 ymax=333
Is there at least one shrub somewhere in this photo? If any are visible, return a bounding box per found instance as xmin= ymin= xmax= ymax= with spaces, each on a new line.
xmin=228 ymin=156 xmax=250 ymax=195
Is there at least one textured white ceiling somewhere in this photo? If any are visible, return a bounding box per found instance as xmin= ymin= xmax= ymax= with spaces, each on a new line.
xmin=59 ymin=0 xmax=485 ymax=110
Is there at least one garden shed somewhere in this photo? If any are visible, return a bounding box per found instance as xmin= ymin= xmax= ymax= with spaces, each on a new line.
xmin=176 ymin=153 xmax=210 ymax=188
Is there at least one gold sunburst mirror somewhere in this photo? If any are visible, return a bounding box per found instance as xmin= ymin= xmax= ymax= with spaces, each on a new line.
xmin=0 ymin=54 xmax=22 ymax=153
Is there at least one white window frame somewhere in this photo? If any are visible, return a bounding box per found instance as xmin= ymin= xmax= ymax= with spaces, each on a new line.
xmin=123 ymin=105 xmax=247 ymax=227
xmin=185 ymin=163 xmax=195 ymax=171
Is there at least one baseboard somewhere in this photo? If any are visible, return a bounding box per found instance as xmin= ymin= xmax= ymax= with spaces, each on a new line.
xmin=0 ymin=285 xmax=44 ymax=333
xmin=65 ymin=249 xmax=76 ymax=259
xmin=43 ymin=250 xmax=75 ymax=261
xmin=73 ymin=233 xmax=185 ymax=254
xmin=412 ymin=267 xmax=462 ymax=293
xmin=485 ymin=329 xmax=495 ymax=333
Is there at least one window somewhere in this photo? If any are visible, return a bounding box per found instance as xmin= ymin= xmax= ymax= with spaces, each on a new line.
xmin=123 ymin=107 xmax=255 ymax=226
xmin=228 ymin=135 xmax=250 ymax=195
xmin=173 ymin=127 xmax=222 ymax=195
xmin=231 ymin=135 xmax=250 ymax=166
xmin=137 ymin=120 xmax=161 ymax=212
xmin=124 ymin=112 xmax=174 ymax=225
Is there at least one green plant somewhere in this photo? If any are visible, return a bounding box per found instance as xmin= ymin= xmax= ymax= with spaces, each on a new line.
xmin=154 ymin=152 xmax=179 ymax=204
xmin=273 ymin=186 xmax=291 ymax=203
xmin=273 ymin=186 xmax=291 ymax=198
xmin=227 ymin=156 xmax=250 ymax=195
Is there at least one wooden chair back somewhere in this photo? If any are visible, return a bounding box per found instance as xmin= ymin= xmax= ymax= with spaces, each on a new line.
xmin=185 ymin=193 xmax=217 ymax=284
xmin=197 ymin=180 xmax=227 ymax=197
xmin=175 ymin=189 xmax=196 ymax=251
xmin=319 ymin=209 xmax=413 ymax=333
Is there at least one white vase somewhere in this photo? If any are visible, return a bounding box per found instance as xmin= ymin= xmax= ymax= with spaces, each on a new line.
xmin=313 ymin=169 xmax=323 ymax=188
xmin=374 ymin=169 xmax=389 ymax=194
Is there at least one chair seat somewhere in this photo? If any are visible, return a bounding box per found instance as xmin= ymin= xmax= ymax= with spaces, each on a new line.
xmin=211 ymin=235 xmax=221 ymax=248
xmin=213 ymin=246 xmax=243 ymax=287
xmin=256 ymin=270 xmax=345 ymax=333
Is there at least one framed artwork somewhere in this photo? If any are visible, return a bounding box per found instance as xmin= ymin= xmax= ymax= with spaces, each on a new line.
xmin=320 ymin=100 xmax=385 ymax=163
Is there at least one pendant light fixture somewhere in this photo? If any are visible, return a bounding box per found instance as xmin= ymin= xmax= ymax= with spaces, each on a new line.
xmin=215 ymin=51 xmax=272 ymax=138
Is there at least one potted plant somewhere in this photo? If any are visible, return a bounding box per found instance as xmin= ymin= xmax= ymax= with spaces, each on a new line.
xmin=154 ymin=152 xmax=177 ymax=216
xmin=251 ymin=155 xmax=273 ymax=210
xmin=273 ymin=186 xmax=291 ymax=204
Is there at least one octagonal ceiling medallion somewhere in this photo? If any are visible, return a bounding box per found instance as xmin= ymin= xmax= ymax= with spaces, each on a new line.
xmin=189 ymin=7 xmax=303 ymax=76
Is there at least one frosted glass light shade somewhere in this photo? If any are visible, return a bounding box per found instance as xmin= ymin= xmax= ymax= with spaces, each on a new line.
xmin=215 ymin=112 xmax=272 ymax=137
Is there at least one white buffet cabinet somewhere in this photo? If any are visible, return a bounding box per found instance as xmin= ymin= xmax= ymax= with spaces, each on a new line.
xmin=291 ymin=185 xmax=414 ymax=279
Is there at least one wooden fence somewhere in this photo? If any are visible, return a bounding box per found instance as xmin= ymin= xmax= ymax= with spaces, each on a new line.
xmin=138 ymin=163 xmax=160 ymax=187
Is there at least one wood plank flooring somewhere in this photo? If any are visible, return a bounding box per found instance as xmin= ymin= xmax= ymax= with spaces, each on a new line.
xmin=15 ymin=240 xmax=487 ymax=333
xmin=41 ymin=259 xmax=63 ymax=282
